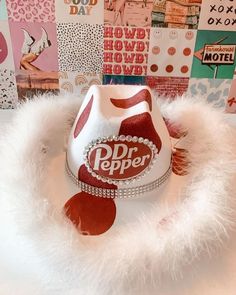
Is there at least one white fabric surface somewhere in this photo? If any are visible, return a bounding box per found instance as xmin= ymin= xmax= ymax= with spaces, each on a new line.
xmin=0 ymin=100 xmax=236 ymax=295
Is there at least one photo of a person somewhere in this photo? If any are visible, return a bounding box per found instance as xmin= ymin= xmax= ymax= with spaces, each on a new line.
xmin=114 ymin=0 xmax=126 ymax=26
xmin=20 ymin=27 xmax=51 ymax=71
xmin=8 ymin=23 xmax=59 ymax=100
xmin=105 ymin=0 xmax=126 ymax=26
xmin=104 ymin=0 xmax=152 ymax=27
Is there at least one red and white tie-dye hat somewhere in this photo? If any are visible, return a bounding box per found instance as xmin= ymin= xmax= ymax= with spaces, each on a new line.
xmin=49 ymin=85 xmax=187 ymax=236
xmin=1 ymin=84 xmax=236 ymax=293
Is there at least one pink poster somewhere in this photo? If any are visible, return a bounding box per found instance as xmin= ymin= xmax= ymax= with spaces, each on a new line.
xmin=6 ymin=0 xmax=55 ymax=22
xmin=9 ymin=21 xmax=59 ymax=72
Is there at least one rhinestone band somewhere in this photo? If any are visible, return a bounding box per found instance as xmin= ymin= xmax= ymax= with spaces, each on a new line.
xmin=66 ymin=159 xmax=172 ymax=199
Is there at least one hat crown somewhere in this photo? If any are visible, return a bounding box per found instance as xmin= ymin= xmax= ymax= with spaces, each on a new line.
xmin=67 ymin=85 xmax=171 ymax=193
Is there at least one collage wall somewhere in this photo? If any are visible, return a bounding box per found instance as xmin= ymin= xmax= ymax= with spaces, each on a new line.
xmin=0 ymin=0 xmax=235 ymax=112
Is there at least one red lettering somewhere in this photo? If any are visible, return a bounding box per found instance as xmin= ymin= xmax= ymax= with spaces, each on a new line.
xmin=104 ymin=27 xmax=113 ymax=38
xmin=123 ymin=41 xmax=136 ymax=51
xmin=114 ymin=40 xmax=123 ymax=51
xmin=145 ymin=54 xmax=148 ymax=63
xmin=89 ymin=141 xmax=152 ymax=179
xmin=123 ymin=53 xmax=135 ymax=63
xmin=135 ymin=54 xmax=144 ymax=64
xmin=136 ymin=28 xmax=146 ymax=39
xmin=122 ymin=65 xmax=134 ymax=75
xmin=104 ymin=52 xmax=113 ymax=63
xmin=114 ymin=27 xmax=123 ymax=38
xmin=134 ymin=65 xmax=143 ymax=75
xmin=123 ymin=27 xmax=136 ymax=39
xmin=136 ymin=41 xmax=145 ymax=52
xmin=103 ymin=64 xmax=112 ymax=74
xmin=114 ymin=52 xmax=122 ymax=63
xmin=103 ymin=64 xmax=147 ymax=76
xmin=104 ymin=40 xmax=113 ymax=51
xmin=114 ymin=64 xmax=122 ymax=75
xmin=143 ymin=65 xmax=147 ymax=75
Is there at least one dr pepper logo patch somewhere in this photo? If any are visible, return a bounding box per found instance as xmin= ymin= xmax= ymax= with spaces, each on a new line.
xmin=84 ymin=135 xmax=159 ymax=184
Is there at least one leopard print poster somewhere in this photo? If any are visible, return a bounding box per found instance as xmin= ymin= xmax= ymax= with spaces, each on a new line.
xmin=0 ymin=69 xmax=17 ymax=108
xmin=57 ymin=23 xmax=103 ymax=73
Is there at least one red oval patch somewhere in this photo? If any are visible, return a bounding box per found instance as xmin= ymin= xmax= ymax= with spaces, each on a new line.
xmin=88 ymin=138 xmax=154 ymax=181
xmin=64 ymin=192 xmax=116 ymax=235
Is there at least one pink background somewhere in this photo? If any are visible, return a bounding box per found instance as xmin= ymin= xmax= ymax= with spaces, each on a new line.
xmin=6 ymin=0 xmax=55 ymax=22
xmin=9 ymin=21 xmax=59 ymax=71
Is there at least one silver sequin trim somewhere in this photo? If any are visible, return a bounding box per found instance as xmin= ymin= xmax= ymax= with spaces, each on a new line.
xmin=66 ymin=159 xmax=172 ymax=199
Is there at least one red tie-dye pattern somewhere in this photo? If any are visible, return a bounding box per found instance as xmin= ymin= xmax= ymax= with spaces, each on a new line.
xmin=163 ymin=117 xmax=187 ymax=139
xmin=119 ymin=112 xmax=162 ymax=152
xmin=172 ymin=148 xmax=190 ymax=176
xmin=78 ymin=164 xmax=117 ymax=190
xmin=64 ymin=192 xmax=116 ymax=236
xmin=110 ymin=89 xmax=152 ymax=112
xmin=74 ymin=96 xmax=93 ymax=138
xmin=64 ymin=165 xmax=117 ymax=235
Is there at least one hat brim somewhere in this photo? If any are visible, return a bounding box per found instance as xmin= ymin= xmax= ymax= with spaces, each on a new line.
xmin=47 ymin=150 xmax=187 ymax=235
xmin=0 ymin=94 xmax=236 ymax=293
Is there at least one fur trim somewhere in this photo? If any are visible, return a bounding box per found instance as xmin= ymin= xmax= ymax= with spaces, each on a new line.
xmin=0 ymin=94 xmax=236 ymax=295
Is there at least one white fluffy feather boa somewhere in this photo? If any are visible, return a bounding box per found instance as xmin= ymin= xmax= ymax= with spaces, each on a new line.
xmin=0 ymin=94 xmax=236 ymax=295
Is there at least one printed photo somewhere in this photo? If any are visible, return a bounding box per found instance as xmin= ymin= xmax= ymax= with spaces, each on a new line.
xmin=16 ymin=70 xmax=59 ymax=100
xmin=152 ymin=0 xmax=202 ymax=29
xmin=9 ymin=22 xmax=59 ymax=72
xmin=147 ymin=28 xmax=196 ymax=77
xmin=191 ymin=30 xmax=236 ymax=79
xmin=146 ymin=76 xmax=189 ymax=98
xmin=103 ymin=74 xmax=145 ymax=85
xmin=7 ymin=22 xmax=60 ymax=101
xmin=188 ymin=78 xmax=232 ymax=107
xmin=104 ymin=0 xmax=153 ymax=27
xmin=59 ymin=72 xmax=102 ymax=95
